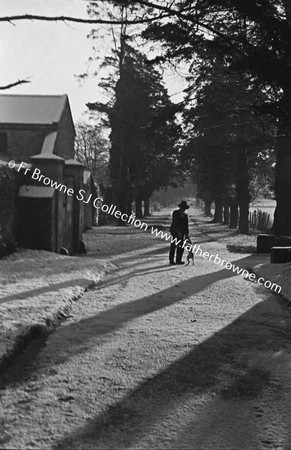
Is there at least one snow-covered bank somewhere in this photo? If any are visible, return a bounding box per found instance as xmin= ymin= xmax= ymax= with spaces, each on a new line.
xmin=0 ymin=249 xmax=113 ymax=366
xmin=254 ymin=262 xmax=291 ymax=303
xmin=0 ymin=221 xmax=161 ymax=367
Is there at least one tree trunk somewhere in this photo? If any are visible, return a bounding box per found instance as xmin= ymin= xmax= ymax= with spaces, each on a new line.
xmin=117 ymin=155 xmax=129 ymax=225
xmin=204 ymin=200 xmax=212 ymax=216
xmin=135 ymin=197 xmax=143 ymax=218
xmin=98 ymin=186 xmax=112 ymax=226
xmin=285 ymin=0 xmax=291 ymax=22
xmin=272 ymin=109 xmax=291 ymax=235
xmin=223 ymin=204 xmax=230 ymax=225
xmin=213 ymin=197 xmax=223 ymax=223
xmin=127 ymin=198 xmax=132 ymax=216
xmin=236 ymin=145 xmax=250 ymax=234
xmin=272 ymin=152 xmax=291 ymax=236
xmin=144 ymin=197 xmax=150 ymax=216
xmin=229 ymin=201 xmax=239 ymax=228
xmin=238 ymin=198 xmax=249 ymax=234
xmin=270 ymin=2 xmax=291 ymax=235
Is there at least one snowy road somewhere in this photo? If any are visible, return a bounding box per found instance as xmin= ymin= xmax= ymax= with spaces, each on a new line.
xmin=1 ymin=216 xmax=291 ymax=449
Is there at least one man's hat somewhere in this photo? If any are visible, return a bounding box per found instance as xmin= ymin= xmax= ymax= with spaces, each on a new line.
xmin=178 ymin=200 xmax=190 ymax=209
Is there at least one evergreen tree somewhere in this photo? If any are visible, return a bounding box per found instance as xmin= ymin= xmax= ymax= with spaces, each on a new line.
xmin=88 ymin=42 xmax=181 ymax=219
xmin=140 ymin=0 xmax=291 ymax=234
xmin=181 ymin=59 xmax=275 ymax=233
xmin=85 ymin=2 xmax=182 ymax=220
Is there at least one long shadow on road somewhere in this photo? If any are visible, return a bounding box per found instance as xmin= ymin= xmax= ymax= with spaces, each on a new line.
xmin=0 ymin=253 xmax=269 ymax=391
xmin=93 ymin=263 xmax=175 ymax=292
xmin=45 ymin=254 xmax=264 ymax=358
xmin=0 ymin=279 xmax=93 ymax=305
xmin=53 ymin=292 xmax=291 ymax=450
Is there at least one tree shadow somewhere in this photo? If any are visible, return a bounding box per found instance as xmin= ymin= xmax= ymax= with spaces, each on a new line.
xmin=0 ymin=252 xmax=108 ymax=282
xmin=227 ymin=244 xmax=257 ymax=253
xmin=0 ymin=253 xmax=265 ymax=390
xmin=111 ymin=233 xmax=220 ymax=266
xmin=93 ymin=264 xmax=176 ymax=292
xmin=53 ymin=253 xmax=260 ymax=344
xmin=0 ymin=279 xmax=93 ymax=305
xmin=53 ymin=293 xmax=290 ymax=450
xmin=111 ymin=244 xmax=168 ymax=265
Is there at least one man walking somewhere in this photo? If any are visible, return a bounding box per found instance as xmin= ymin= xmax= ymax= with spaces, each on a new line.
xmin=169 ymin=200 xmax=190 ymax=265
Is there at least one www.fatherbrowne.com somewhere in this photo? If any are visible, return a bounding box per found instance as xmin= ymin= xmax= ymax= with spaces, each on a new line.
xmin=151 ymin=228 xmax=282 ymax=294
xmin=10 ymin=160 xmax=281 ymax=294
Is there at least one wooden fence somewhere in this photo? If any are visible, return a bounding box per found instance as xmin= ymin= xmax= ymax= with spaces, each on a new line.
xmin=249 ymin=209 xmax=272 ymax=232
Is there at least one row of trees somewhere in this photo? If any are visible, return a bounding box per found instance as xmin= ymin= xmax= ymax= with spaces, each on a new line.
xmin=75 ymin=36 xmax=275 ymax=233
xmin=181 ymin=58 xmax=275 ymax=233
xmin=72 ymin=0 xmax=290 ymax=233
xmin=6 ymin=1 xmax=291 ymax=234
xmin=138 ymin=0 xmax=291 ymax=235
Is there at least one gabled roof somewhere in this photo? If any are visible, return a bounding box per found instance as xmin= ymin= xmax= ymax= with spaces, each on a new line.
xmin=0 ymin=94 xmax=69 ymax=125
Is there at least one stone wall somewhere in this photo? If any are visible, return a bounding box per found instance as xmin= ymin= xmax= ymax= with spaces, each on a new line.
xmin=54 ymin=102 xmax=75 ymax=160
xmin=0 ymin=164 xmax=19 ymax=257
xmin=0 ymin=127 xmax=49 ymax=163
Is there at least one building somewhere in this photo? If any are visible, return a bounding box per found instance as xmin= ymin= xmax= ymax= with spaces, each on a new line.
xmin=0 ymin=94 xmax=96 ymax=255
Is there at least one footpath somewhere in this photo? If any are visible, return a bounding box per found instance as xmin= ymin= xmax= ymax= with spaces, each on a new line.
xmin=0 ymin=205 xmax=291 ymax=449
xmin=0 ymin=204 xmax=290 ymax=372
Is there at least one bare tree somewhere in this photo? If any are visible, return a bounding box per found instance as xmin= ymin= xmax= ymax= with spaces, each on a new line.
xmin=75 ymin=121 xmax=109 ymax=186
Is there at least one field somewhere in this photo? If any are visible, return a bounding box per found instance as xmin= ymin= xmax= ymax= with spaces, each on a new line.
xmin=249 ymin=197 xmax=276 ymax=216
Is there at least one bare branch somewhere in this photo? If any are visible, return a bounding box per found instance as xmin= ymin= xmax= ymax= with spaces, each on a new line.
xmin=0 ymin=3 xmax=247 ymax=58
xmin=0 ymin=13 xmax=169 ymax=26
xmin=0 ymin=78 xmax=31 ymax=90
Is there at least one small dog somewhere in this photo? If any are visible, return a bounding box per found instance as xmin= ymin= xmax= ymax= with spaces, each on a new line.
xmin=184 ymin=237 xmax=194 ymax=265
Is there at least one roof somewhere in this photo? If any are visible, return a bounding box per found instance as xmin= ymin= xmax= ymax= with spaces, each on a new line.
xmin=0 ymin=94 xmax=69 ymax=125
xmin=65 ymin=158 xmax=84 ymax=167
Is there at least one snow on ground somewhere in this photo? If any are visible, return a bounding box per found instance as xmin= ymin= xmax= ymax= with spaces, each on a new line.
xmin=1 ymin=201 xmax=290 ymax=373
xmin=0 ymin=250 xmax=112 ymax=365
xmin=0 ymin=219 xmax=165 ymax=366
xmin=83 ymin=225 xmax=158 ymax=256
xmin=184 ymin=208 xmax=290 ymax=303
xmin=1 ymin=204 xmax=291 ymax=449
xmin=253 ymin=262 xmax=291 ymax=302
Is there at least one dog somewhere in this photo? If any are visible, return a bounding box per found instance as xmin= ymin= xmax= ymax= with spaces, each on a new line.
xmin=184 ymin=237 xmax=194 ymax=265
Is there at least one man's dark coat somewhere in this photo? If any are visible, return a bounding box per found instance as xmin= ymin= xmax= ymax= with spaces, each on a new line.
xmin=170 ymin=209 xmax=189 ymax=236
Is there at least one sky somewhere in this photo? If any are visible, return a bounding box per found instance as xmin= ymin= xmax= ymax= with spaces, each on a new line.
xmin=0 ymin=0 xmax=187 ymax=122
